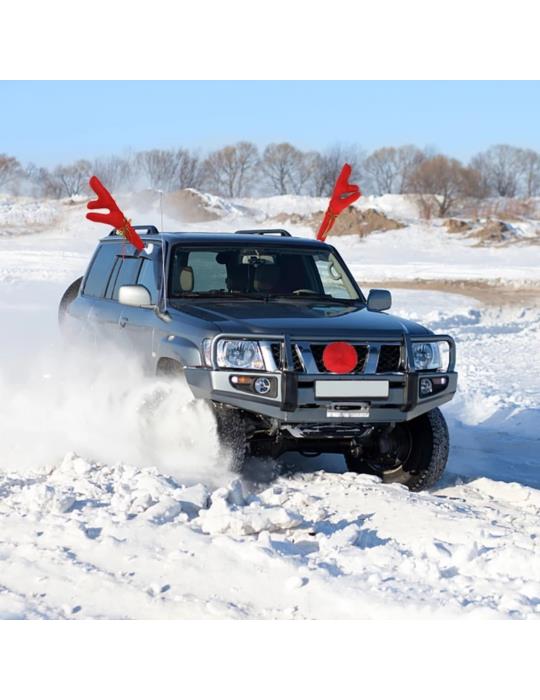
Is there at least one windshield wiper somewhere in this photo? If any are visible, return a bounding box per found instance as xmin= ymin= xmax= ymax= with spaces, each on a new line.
xmin=171 ymin=291 xmax=267 ymax=300
xmin=271 ymin=293 xmax=359 ymax=305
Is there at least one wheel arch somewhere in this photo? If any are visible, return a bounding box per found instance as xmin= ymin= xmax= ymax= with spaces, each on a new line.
xmin=154 ymin=335 xmax=202 ymax=373
xmin=58 ymin=276 xmax=83 ymax=327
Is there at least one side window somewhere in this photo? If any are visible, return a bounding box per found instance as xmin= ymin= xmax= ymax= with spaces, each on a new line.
xmin=105 ymin=257 xmax=122 ymax=299
xmin=83 ymin=242 xmax=122 ymax=298
xmin=137 ymin=258 xmax=159 ymax=304
xmin=112 ymin=257 xmax=143 ymax=300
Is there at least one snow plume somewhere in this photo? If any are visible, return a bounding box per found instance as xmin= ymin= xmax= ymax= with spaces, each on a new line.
xmin=0 ymin=339 xmax=224 ymax=485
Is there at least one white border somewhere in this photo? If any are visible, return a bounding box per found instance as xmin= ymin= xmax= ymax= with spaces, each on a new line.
xmin=2 ymin=0 xmax=540 ymax=79
xmin=0 ymin=621 xmax=537 ymax=699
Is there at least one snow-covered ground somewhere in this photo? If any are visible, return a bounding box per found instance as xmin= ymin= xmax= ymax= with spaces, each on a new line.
xmin=0 ymin=193 xmax=539 ymax=619
xmin=344 ymin=226 xmax=540 ymax=287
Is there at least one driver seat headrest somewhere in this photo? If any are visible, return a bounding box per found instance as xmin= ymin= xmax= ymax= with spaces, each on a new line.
xmin=179 ymin=266 xmax=194 ymax=292
xmin=253 ymin=264 xmax=280 ymax=292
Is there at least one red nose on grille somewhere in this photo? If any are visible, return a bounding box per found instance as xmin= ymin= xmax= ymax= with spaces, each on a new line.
xmin=322 ymin=341 xmax=358 ymax=374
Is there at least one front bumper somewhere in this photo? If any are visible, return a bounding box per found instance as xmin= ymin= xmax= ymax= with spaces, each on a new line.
xmin=186 ymin=366 xmax=457 ymax=422
xmin=185 ymin=331 xmax=457 ymax=423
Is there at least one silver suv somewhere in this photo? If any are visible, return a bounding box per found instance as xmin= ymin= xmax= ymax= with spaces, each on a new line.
xmin=59 ymin=226 xmax=457 ymax=491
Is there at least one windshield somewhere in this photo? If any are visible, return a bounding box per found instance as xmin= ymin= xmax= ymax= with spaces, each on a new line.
xmin=168 ymin=245 xmax=361 ymax=302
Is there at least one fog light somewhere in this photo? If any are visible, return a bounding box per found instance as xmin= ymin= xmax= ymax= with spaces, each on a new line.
xmin=419 ymin=377 xmax=433 ymax=397
xmin=254 ymin=376 xmax=272 ymax=395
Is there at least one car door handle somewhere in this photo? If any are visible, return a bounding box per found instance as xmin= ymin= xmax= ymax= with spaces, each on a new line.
xmin=119 ymin=316 xmax=128 ymax=328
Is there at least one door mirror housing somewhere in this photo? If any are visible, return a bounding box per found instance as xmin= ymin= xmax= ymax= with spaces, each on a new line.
xmin=118 ymin=285 xmax=152 ymax=308
xmin=367 ymin=288 xmax=392 ymax=312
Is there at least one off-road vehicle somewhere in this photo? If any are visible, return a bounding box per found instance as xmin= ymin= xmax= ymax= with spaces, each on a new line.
xmin=59 ymin=226 xmax=457 ymax=491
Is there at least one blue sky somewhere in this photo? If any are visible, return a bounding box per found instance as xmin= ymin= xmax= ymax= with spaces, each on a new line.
xmin=1 ymin=81 xmax=539 ymax=166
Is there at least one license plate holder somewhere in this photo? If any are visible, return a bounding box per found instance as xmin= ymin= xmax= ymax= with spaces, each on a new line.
xmin=315 ymin=379 xmax=389 ymax=399
xmin=327 ymin=403 xmax=370 ymax=419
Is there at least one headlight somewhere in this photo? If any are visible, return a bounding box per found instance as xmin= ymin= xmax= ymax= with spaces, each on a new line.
xmin=216 ymin=339 xmax=265 ymax=370
xmin=201 ymin=338 xmax=212 ymax=367
xmin=412 ymin=342 xmax=443 ymax=370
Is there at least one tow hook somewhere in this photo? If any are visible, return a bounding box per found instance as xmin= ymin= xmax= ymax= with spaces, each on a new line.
xmin=350 ymin=426 xmax=375 ymax=457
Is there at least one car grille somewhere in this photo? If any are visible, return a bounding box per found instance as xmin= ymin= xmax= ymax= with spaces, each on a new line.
xmin=269 ymin=341 xmax=402 ymax=374
xmin=376 ymin=345 xmax=402 ymax=373
xmin=310 ymin=344 xmax=368 ymax=374
xmin=270 ymin=343 xmax=281 ymax=368
xmin=270 ymin=343 xmax=304 ymax=372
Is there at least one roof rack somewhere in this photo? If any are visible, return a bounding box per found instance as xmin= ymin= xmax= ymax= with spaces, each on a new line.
xmin=234 ymin=228 xmax=292 ymax=237
xmin=108 ymin=224 xmax=160 ymax=237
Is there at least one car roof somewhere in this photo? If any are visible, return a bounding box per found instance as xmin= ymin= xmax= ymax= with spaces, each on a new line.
xmin=99 ymin=231 xmax=332 ymax=249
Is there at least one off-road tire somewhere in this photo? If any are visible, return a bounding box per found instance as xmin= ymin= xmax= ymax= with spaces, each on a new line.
xmin=345 ymin=408 xmax=449 ymax=491
xmin=213 ymin=404 xmax=250 ymax=473
xmin=58 ymin=277 xmax=83 ymax=329
xmin=156 ymin=358 xmax=184 ymax=378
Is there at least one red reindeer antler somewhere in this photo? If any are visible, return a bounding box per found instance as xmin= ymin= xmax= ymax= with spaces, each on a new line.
xmin=316 ymin=164 xmax=361 ymax=241
xmin=86 ymin=176 xmax=144 ymax=251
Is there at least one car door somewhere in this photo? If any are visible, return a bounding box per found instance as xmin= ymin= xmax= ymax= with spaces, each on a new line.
xmin=79 ymin=240 xmax=124 ymax=346
xmin=114 ymin=244 xmax=162 ymax=369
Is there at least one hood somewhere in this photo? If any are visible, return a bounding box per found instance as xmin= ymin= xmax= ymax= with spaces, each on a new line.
xmin=172 ymin=299 xmax=430 ymax=338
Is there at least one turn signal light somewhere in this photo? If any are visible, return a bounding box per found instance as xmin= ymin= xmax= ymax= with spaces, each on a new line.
xmin=230 ymin=375 xmax=252 ymax=385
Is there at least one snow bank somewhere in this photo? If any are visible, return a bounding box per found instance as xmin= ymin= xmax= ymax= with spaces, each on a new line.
xmin=236 ymin=193 xmax=420 ymax=221
xmin=0 ymin=197 xmax=62 ymax=230
xmin=1 ymin=458 xmax=540 ymax=619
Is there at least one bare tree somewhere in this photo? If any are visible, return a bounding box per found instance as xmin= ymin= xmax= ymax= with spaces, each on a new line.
xmin=308 ymin=145 xmax=364 ymax=197
xmin=363 ymin=147 xmax=399 ymax=194
xmin=135 ymin=149 xmax=179 ymax=191
xmin=176 ymin=149 xmax=205 ymax=190
xmin=51 ymin=160 xmax=91 ymax=198
xmin=134 ymin=148 xmax=205 ymax=191
xmin=203 ymin=141 xmax=259 ymax=197
xmin=291 ymin=150 xmax=321 ymax=195
xmin=395 ymin=145 xmax=426 ymax=193
xmin=459 ymin=164 xmax=487 ymax=200
xmin=261 ymin=143 xmax=303 ymax=195
xmin=309 ymin=152 xmax=331 ymax=197
xmin=471 ymin=144 xmax=525 ymax=197
xmin=408 ymin=155 xmax=478 ymax=216
xmin=0 ymin=154 xmax=22 ymax=191
xmin=518 ymin=148 xmax=540 ymax=197
xmin=23 ymin=163 xmax=56 ymax=198
xmin=260 ymin=143 xmax=317 ymax=195
xmin=363 ymin=145 xmax=425 ymax=194
xmin=92 ymin=155 xmax=133 ymax=192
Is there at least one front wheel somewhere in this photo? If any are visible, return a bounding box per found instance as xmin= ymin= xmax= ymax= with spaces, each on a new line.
xmin=345 ymin=408 xmax=449 ymax=491
xmin=213 ymin=405 xmax=251 ymax=473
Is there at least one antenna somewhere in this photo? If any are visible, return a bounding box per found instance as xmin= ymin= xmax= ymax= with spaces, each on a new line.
xmin=157 ymin=189 xmax=164 ymax=232
xmin=160 ymin=237 xmax=167 ymax=314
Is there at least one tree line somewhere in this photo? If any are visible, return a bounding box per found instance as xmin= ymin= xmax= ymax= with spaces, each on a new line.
xmin=1 ymin=142 xmax=540 ymax=215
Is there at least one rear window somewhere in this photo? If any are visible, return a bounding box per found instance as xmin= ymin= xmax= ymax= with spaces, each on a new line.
xmin=83 ymin=242 xmax=123 ymax=298
xmin=84 ymin=240 xmax=161 ymax=301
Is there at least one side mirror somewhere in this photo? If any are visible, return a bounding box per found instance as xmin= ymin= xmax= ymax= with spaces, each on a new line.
xmin=367 ymin=288 xmax=392 ymax=312
xmin=118 ymin=285 xmax=152 ymax=308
